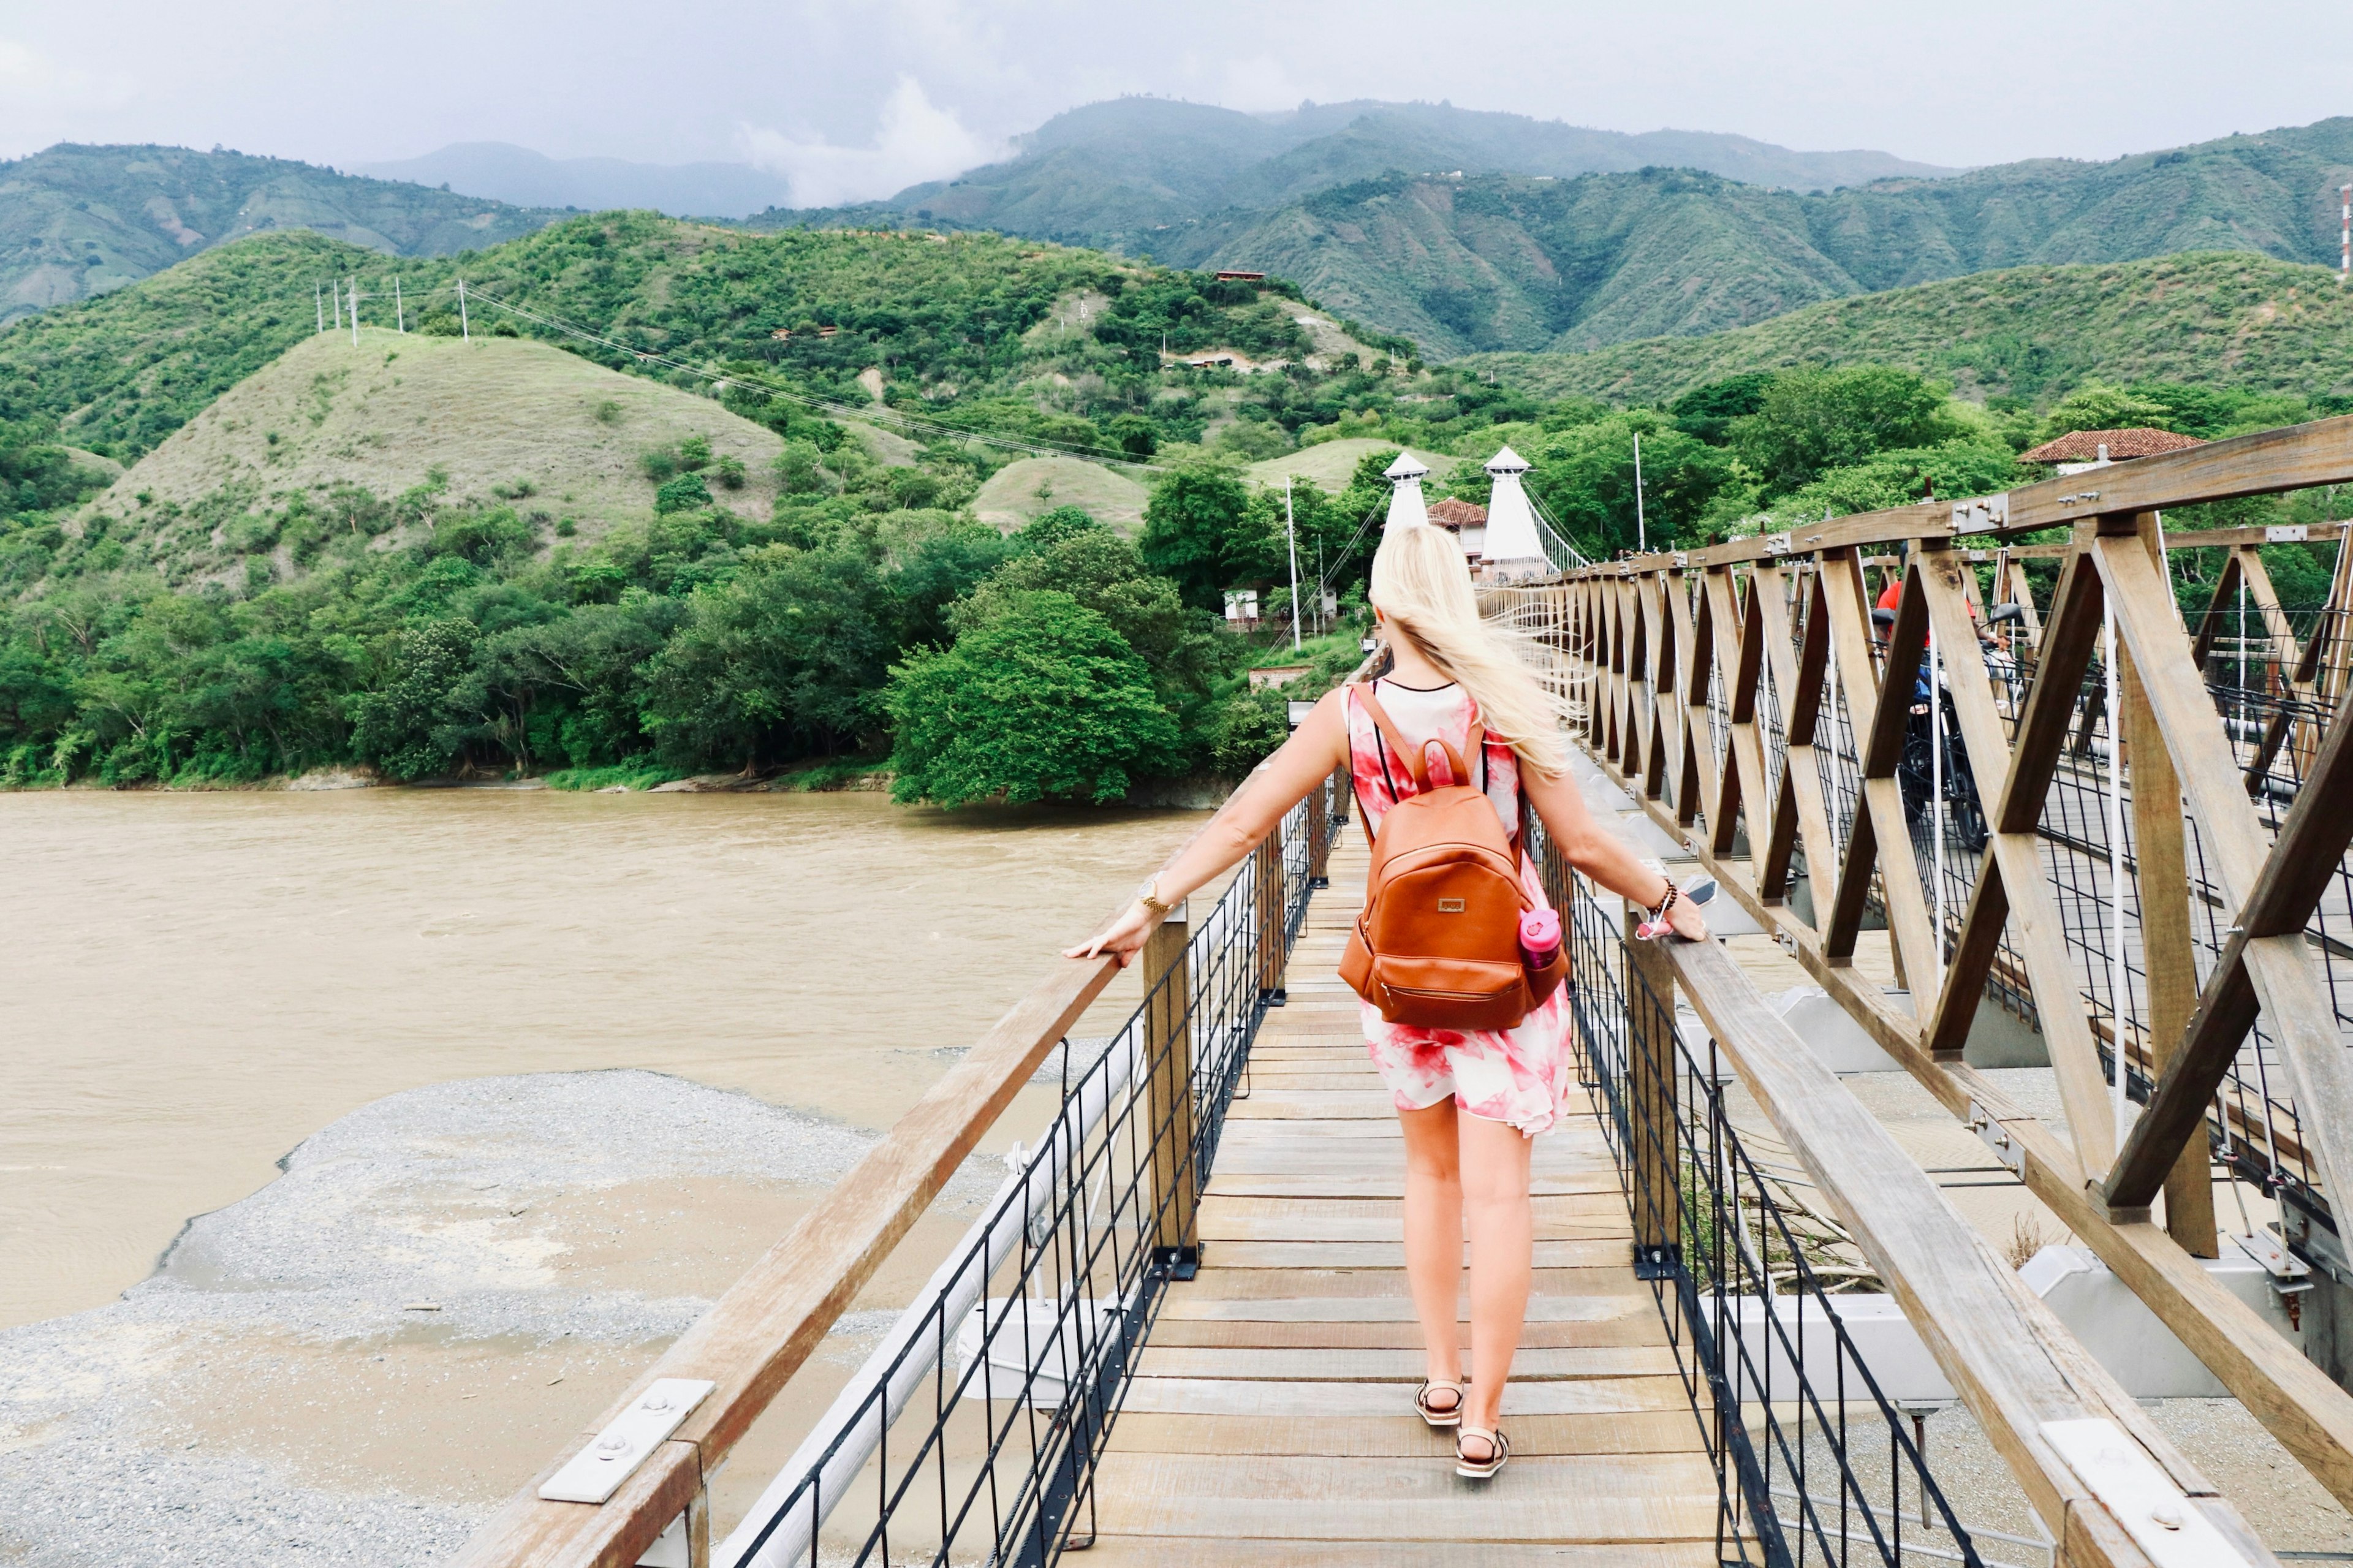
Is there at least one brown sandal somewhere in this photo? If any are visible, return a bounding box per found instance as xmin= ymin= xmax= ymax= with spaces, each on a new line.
xmin=1456 ymin=1425 xmax=1509 ymax=1479
xmin=1414 ymin=1379 xmax=1463 ymax=1429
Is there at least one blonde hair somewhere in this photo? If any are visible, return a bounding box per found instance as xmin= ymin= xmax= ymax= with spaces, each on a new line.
xmin=1368 ymin=525 xmax=1566 ymax=779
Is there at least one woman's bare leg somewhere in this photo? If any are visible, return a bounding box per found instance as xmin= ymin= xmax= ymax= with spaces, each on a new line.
xmin=1459 ymin=1113 xmax=1534 ymax=1446
xmin=1398 ymin=1099 xmax=1464 ymax=1404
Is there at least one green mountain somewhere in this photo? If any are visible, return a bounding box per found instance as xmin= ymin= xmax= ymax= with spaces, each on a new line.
xmin=757 ymin=97 xmax=1953 ymax=246
xmin=0 ymin=211 xmax=1335 ymax=464
xmin=1156 ymin=119 xmax=2353 ymax=357
xmin=0 ymin=143 xmax=559 ymax=324
xmin=1458 ymin=251 xmax=2353 ymax=406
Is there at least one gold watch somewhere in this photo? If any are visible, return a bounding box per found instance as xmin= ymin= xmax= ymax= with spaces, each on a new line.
xmin=1136 ymin=876 xmax=1175 ymax=917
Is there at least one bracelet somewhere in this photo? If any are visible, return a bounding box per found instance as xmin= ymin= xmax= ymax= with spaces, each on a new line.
xmin=1649 ymin=882 xmax=1678 ymax=924
xmin=1137 ymin=876 xmax=1175 ymax=917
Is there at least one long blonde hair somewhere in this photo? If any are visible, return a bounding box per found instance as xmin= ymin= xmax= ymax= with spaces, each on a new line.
xmin=1368 ymin=524 xmax=1566 ymax=779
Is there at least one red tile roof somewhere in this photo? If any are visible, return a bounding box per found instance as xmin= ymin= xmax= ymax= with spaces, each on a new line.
xmin=1428 ymin=498 xmax=1488 ymax=529
xmin=2017 ymin=427 xmax=2205 ymax=464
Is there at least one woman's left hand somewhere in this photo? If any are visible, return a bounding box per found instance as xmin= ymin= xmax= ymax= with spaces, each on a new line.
xmin=1065 ymin=901 xmax=1159 ymax=968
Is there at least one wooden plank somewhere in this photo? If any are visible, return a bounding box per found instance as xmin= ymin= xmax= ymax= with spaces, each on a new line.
xmin=1072 ymin=1534 xmax=1725 ymax=1566
xmin=1175 ymin=1267 xmax=1646 ymax=1301
xmin=1198 ymin=1194 xmax=1627 ymax=1235
xmin=2119 ymin=640 xmax=2218 ymax=1254
xmin=1118 ymin=1375 xmax=1699 ymax=1418
xmin=2002 ymin=412 xmax=2353 ymax=531
xmin=2107 ymin=656 xmax=2353 ymax=1211
xmin=1155 ymin=1294 xmax=1657 ymax=1325
xmin=1918 ymin=550 xmax=2119 ymax=1168
xmin=1102 ymin=1410 xmax=1703 ymax=1458
xmin=2094 ymin=534 xmax=2353 ymax=1216
xmin=1132 ymin=1345 xmax=1680 ymax=1382
xmin=1085 ymin=1452 xmax=1721 ymax=1543
xmin=1143 ymin=1316 xmax=1667 ymax=1350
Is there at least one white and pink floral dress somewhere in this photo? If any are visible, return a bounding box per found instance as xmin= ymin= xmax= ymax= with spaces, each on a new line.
xmin=1346 ymin=679 xmax=1575 ymax=1137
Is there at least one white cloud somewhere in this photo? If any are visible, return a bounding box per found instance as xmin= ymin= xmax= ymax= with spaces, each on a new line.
xmin=738 ymin=76 xmax=1003 ymax=208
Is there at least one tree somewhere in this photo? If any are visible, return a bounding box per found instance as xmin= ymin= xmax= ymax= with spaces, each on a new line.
xmin=1732 ymin=366 xmax=1953 ymax=491
xmin=654 ymin=472 xmax=714 ymax=514
xmin=1669 ymin=372 xmax=1776 ymax=446
xmin=348 ymin=619 xmax=478 ymax=780
xmin=638 ymin=545 xmax=890 ymax=767
xmin=1525 ymin=415 xmax=1732 ymax=556
xmin=885 ymin=589 xmax=1181 ymax=807
xmin=1141 ymin=464 xmax=1251 ymax=610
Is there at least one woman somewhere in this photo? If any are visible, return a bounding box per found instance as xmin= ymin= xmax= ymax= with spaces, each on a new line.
xmin=1069 ymin=523 xmax=1707 ymax=1479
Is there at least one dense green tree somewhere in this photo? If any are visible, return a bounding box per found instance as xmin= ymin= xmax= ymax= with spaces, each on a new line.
xmin=885 ymin=589 xmax=1182 ymax=807
xmin=1669 ymin=373 xmax=1776 ymax=446
xmin=1732 ymin=366 xmax=1954 ymax=490
xmin=1141 ymin=464 xmax=1253 ymax=609
xmin=638 ymin=544 xmax=892 ymax=767
xmin=348 ymin=619 xmax=479 ymax=781
xmin=1525 ymin=415 xmax=1733 ymax=556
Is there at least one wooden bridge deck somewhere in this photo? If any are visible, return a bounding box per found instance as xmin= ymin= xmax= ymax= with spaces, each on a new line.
xmin=1080 ymin=836 xmax=1726 ymax=1565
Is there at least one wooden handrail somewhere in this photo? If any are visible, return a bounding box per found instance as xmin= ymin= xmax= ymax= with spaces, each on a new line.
xmin=450 ymin=951 xmax=1123 ymax=1568
xmin=1480 ymin=412 xmax=2353 ymax=1518
xmin=1658 ymin=936 xmax=2278 ymax=1566
xmin=456 ymin=662 xmax=1377 ymax=1566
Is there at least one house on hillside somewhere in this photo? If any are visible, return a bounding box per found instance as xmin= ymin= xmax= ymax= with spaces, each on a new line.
xmin=2019 ymin=426 xmax=2203 ymax=476
xmin=1428 ymin=498 xmax=1488 ymax=564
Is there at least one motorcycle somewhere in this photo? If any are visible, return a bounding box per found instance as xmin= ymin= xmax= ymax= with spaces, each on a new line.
xmin=1868 ymin=602 xmax=2026 ymax=858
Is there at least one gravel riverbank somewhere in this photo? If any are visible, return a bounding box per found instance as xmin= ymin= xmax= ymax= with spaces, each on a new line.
xmin=0 ymin=1069 xmax=1000 ymax=1567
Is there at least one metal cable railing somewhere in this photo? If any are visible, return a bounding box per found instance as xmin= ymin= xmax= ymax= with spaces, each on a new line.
xmin=1529 ymin=823 xmax=2035 ymax=1568
xmin=717 ymin=779 xmax=1345 ymax=1568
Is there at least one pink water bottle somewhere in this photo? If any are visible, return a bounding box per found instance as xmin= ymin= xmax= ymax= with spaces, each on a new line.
xmin=1518 ymin=908 xmax=1561 ymax=972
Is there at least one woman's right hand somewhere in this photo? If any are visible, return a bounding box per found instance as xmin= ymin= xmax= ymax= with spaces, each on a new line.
xmin=1665 ymin=891 xmax=1710 ymax=942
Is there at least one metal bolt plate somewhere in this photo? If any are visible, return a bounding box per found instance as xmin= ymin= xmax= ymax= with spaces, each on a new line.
xmin=538 ymin=1378 xmax=716 ymax=1504
xmin=2040 ymin=1418 xmax=2256 ymax=1567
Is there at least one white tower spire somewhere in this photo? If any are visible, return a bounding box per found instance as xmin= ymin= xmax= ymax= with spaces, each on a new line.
xmin=1479 ymin=445 xmax=1546 ymax=578
xmin=1382 ymin=450 xmax=1430 ymax=532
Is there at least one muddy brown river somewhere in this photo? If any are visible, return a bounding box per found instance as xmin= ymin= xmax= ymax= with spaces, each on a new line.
xmin=1 ymin=787 xmax=1203 ymax=1331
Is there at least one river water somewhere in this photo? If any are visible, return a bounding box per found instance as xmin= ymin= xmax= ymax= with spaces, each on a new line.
xmin=0 ymin=787 xmax=1203 ymax=1330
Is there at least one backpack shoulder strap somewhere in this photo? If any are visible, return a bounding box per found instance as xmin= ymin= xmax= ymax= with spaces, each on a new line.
xmin=1351 ymin=681 xmax=1426 ymax=789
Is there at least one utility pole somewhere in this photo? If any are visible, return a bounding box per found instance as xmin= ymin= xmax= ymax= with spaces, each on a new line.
xmin=395 ymin=276 xmax=405 ymax=333
xmin=316 ymin=281 xmax=324 ymax=333
xmin=2341 ymin=184 xmax=2351 ymax=285
xmin=458 ymin=278 xmax=470 ymax=341
xmin=1285 ymin=476 xmax=1302 ymax=652
xmin=332 ymin=278 xmax=342 ymax=330
xmin=1632 ymin=430 xmax=1647 ymax=554
xmin=349 ymin=278 xmax=360 ymax=347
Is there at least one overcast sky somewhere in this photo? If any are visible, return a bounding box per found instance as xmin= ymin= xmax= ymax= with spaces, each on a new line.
xmin=4 ymin=0 xmax=2349 ymax=205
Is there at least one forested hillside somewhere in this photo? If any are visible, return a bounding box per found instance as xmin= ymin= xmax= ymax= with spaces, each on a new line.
xmin=4 ymin=203 xmax=2349 ymax=802
xmin=1161 ymin=119 xmax=2353 ymax=356
xmin=1460 ymin=252 xmax=2353 ymax=406
xmin=0 ymin=144 xmax=558 ymax=323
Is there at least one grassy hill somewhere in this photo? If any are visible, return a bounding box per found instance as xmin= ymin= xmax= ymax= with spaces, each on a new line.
xmin=80 ymin=327 xmax=790 ymax=587
xmin=1458 ymin=252 xmax=2353 ymax=406
xmin=0 ymin=144 xmax=558 ymax=324
xmin=1145 ymin=118 xmax=2353 ymax=357
xmin=0 ymin=213 xmax=1322 ymax=467
xmin=971 ymin=456 xmax=1147 ymax=532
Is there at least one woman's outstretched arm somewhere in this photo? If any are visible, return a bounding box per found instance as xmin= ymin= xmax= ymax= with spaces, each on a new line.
xmin=1521 ymin=764 xmax=1710 ymax=941
xmin=1065 ymin=686 xmax=1351 ymax=966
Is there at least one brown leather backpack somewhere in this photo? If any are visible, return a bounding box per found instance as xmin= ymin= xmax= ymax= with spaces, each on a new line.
xmin=1337 ymin=684 xmax=1567 ymax=1032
